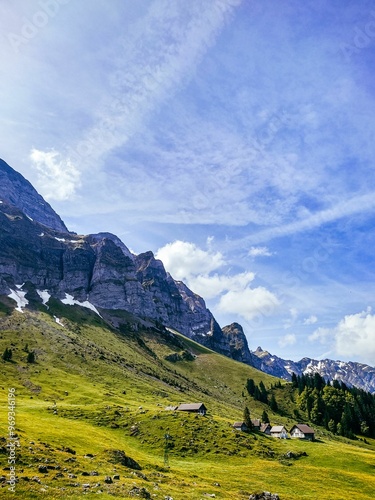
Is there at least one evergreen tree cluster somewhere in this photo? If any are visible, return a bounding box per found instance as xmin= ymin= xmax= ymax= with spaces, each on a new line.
xmin=245 ymin=378 xmax=278 ymax=411
xmin=292 ymin=372 xmax=375 ymax=439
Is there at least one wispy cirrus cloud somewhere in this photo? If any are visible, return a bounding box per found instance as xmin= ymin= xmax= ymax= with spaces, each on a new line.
xmin=65 ymin=0 xmax=242 ymax=169
xmin=229 ymin=191 xmax=375 ymax=247
xmin=248 ymin=246 xmax=273 ymax=258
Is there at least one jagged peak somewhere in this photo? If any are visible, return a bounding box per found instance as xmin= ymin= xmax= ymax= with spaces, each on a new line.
xmin=0 ymin=158 xmax=69 ymax=233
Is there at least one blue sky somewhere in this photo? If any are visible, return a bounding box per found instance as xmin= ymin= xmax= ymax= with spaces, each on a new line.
xmin=2 ymin=0 xmax=375 ymax=365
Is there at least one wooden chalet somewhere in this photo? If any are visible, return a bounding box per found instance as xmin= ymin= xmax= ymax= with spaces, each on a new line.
xmin=290 ymin=424 xmax=315 ymax=441
xmin=233 ymin=421 xmax=248 ymax=432
xmin=270 ymin=425 xmax=288 ymax=439
xmin=251 ymin=419 xmax=261 ymax=430
xmin=260 ymin=423 xmax=272 ymax=435
xmin=177 ymin=403 xmax=207 ymax=415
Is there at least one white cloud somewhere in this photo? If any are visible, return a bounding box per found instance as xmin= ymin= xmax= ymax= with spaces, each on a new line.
xmin=308 ymin=327 xmax=330 ymax=344
xmin=309 ymin=308 xmax=375 ymax=364
xmin=304 ymin=315 xmax=318 ymax=325
xmin=30 ymin=149 xmax=81 ymax=201
xmin=283 ymin=307 xmax=298 ymax=329
xmin=155 ymin=240 xmax=225 ymax=280
xmin=156 ymin=240 xmax=279 ymax=320
xmin=218 ymin=286 xmax=280 ymax=321
xmin=188 ymin=271 xmax=255 ymax=300
xmin=334 ymin=308 xmax=375 ymax=363
xmin=278 ymin=333 xmax=297 ymax=348
xmin=248 ymin=246 xmax=273 ymax=257
xmin=156 ymin=240 xmax=255 ymax=299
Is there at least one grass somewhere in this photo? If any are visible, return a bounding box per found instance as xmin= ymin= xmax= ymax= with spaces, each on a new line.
xmin=0 ymin=301 xmax=374 ymax=499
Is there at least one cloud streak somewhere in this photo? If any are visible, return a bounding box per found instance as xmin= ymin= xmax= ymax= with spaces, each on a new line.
xmin=65 ymin=0 xmax=242 ymax=170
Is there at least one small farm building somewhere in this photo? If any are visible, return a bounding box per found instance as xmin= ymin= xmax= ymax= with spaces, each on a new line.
xmin=260 ymin=423 xmax=272 ymax=435
xmin=270 ymin=425 xmax=288 ymax=439
xmin=233 ymin=421 xmax=248 ymax=432
xmin=177 ymin=403 xmax=207 ymax=415
xmin=290 ymin=424 xmax=315 ymax=441
xmin=251 ymin=419 xmax=261 ymax=430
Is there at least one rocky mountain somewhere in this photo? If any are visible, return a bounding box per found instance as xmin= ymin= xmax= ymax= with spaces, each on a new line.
xmin=222 ymin=323 xmax=255 ymax=365
xmin=1 ymin=157 xmax=374 ymax=394
xmin=0 ymin=159 xmax=68 ymax=232
xmin=0 ymin=158 xmax=246 ymax=360
xmin=252 ymin=347 xmax=375 ymax=394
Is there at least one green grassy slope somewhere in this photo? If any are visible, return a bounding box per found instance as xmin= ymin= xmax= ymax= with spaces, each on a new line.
xmin=0 ymin=300 xmax=374 ymax=499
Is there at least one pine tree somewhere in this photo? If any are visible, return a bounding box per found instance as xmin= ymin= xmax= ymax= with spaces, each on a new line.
xmin=27 ymin=351 xmax=36 ymax=363
xmin=269 ymin=394 xmax=278 ymax=412
xmin=2 ymin=348 xmax=12 ymax=361
xmin=246 ymin=378 xmax=255 ymax=396
xmin=328 ymin=419 xmax=336 ymax=434
xmin=261 ymin=410 xmax=270 ymax=423
xmin=243 ymin=406 xmax=252 ymax=430
xmin=258 ymin=381 xmax=268 ymax=404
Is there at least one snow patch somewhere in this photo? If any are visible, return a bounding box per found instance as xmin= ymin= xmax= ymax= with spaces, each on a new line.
xmin=37 ymin=289 xmax=51 ymax=309
xmin=54 ymin=237 xmax=66 ymax=242
xmin=8 ymin=288 xmax=29 ymax=313
xmin=54 ymin=316 xmax=65 ymax=327
xmin=26 ymin=214 xmax=33 ymax=221
xmin=39 ymin=232 xmax=45 ymax=237
xmin=15 ymin=283 xmax=25 ymax=290
xmin=61 ymin=293 xmax=102 ymax=317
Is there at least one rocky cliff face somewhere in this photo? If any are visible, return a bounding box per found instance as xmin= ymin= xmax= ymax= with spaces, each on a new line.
xmin=222 ymin=323 xmax=255 ymax=364
xmin=0 ymin=171 xmax=239 ymax=360
xmin=252 ymin=347 xmax=375 ymax=394
xmin=0 ymin=159 xmax=68 ymax=232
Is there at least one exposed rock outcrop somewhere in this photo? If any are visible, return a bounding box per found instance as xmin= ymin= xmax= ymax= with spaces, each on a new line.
xmin=0 ymin=196 xmax=239 ymax=361
xmin=0 ymin=158 xmax=68 ymax=232
xmin=222 ymin=322 xmax=255 ymax=364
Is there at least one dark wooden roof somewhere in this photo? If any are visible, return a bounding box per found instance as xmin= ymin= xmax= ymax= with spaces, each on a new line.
xmin=177 ymin=403 xmax=206 ymax=411
xmin=291 ymin=424 xmax=315 ymax=434
xmin=233 ymin=421 xmax=247 ymax=427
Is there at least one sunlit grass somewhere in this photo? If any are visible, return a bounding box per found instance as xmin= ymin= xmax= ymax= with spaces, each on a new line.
xmin=0 ymin=305 xmax=374 ymax=499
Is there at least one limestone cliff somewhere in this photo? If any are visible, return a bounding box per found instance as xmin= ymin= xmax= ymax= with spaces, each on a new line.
xmin=0 ymin=187 xmax=241 ymax=360
xmin=0 ymin=159 xmax=68 ymax=232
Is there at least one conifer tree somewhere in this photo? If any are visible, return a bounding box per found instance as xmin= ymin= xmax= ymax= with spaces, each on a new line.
xmin=27 ymin=351 xmax=36 ymax=363
xmin=2 ymin=348 xmax=12 ymax=361
xmin=243 ymin=406 xmax=252 ymax=429
xmin=261 ymin=410 xmax=270 ymax=423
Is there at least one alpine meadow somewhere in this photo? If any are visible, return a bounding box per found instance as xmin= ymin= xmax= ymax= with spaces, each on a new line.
xmin=2 ymin=1 xmax=375 ymax=499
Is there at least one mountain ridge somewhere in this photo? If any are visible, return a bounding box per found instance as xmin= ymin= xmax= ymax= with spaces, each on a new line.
xmin=252 ymin=346 xmax=375 ymax=393
xmin=1 ymin=157 xmax=374 ymax=394
xmin=0 ymin=158 xmax=250 ymax=363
